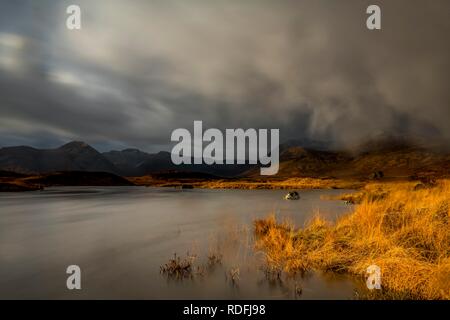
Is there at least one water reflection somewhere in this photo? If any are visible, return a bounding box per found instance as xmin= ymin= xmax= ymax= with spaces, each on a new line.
xmin=0 ymin=187 xmax=360 ymax=299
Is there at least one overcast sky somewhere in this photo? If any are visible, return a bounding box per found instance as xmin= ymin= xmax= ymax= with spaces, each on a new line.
xmin=0 ymin=0 xmax=449 ymax=152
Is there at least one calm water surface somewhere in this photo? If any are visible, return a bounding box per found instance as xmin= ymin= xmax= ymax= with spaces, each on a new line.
xmin=0 ymin=187 xmax=362 ymax=299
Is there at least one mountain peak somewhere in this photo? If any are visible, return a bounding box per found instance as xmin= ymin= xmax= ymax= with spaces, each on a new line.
xmin=122 ymin=148 xmax=144 ymax=154
xmin=59 ymin=141 xmax=90 ymax=150
xmin=57 ymin=141 xmax=100 ymax=155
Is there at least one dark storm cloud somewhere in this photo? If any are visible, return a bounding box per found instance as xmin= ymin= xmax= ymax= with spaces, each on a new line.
xmin=0 ymin=0 xmax=449 ymax=152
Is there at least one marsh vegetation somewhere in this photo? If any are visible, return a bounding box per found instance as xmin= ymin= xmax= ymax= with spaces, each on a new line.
xmin=253 ymin=180 xmax=450 ymax=299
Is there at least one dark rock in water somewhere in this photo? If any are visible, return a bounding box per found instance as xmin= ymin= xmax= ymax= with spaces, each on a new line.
xmin=284 ymin=191 xmax=300 ymax=200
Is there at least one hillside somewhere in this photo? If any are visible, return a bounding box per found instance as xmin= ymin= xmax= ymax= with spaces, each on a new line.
xmin=0 ymin=141 xmax=119 ymax=174
xmin=103 ymin=148 xmax=153 ymax=176
xmin=104 ymin=149 xmax=253 ymax=177
xmin=246 ymin=144 xmax=450 ymax=179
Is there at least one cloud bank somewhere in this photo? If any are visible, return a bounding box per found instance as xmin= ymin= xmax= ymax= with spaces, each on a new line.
xmin=0 ymin=0 xmax=449 ymax=152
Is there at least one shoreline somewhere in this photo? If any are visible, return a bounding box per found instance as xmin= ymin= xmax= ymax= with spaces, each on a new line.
xmin=1 ymin=170 xmax=444 ymax=193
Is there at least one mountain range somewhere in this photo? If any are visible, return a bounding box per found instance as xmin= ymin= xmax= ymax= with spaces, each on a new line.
xmin=0 ymin=142 xmax=117 ymax=175
xmin=0 ymin=137 xmax=449 ymax=179
xmin=0 ymin=141 xmax=252 ymax=177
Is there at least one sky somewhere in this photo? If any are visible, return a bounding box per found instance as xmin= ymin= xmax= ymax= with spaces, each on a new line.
xmin=0 ymin=0 xmax=449 ymax=153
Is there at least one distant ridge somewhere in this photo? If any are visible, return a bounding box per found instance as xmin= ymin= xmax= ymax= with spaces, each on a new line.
xmin=0 ymin=141 xmax=252 ymax=177
xmin=245 ymin=138 xmax=450 ymax=179
xmin=0 ymin=136 xmax=449 ymax=179
xmin=103 ymin=148 xmax=153 ymax=176
xmin=0 ymin=141 xmax=119 ymax=174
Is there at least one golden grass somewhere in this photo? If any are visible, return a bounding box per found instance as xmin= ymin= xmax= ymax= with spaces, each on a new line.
xmin=254 ymin=180 xmax=450 ymax=299
xmin=194 ymin=178 xmax=362 ymax=190
xmin=129 ymin=176 xmax=364 ymax=190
